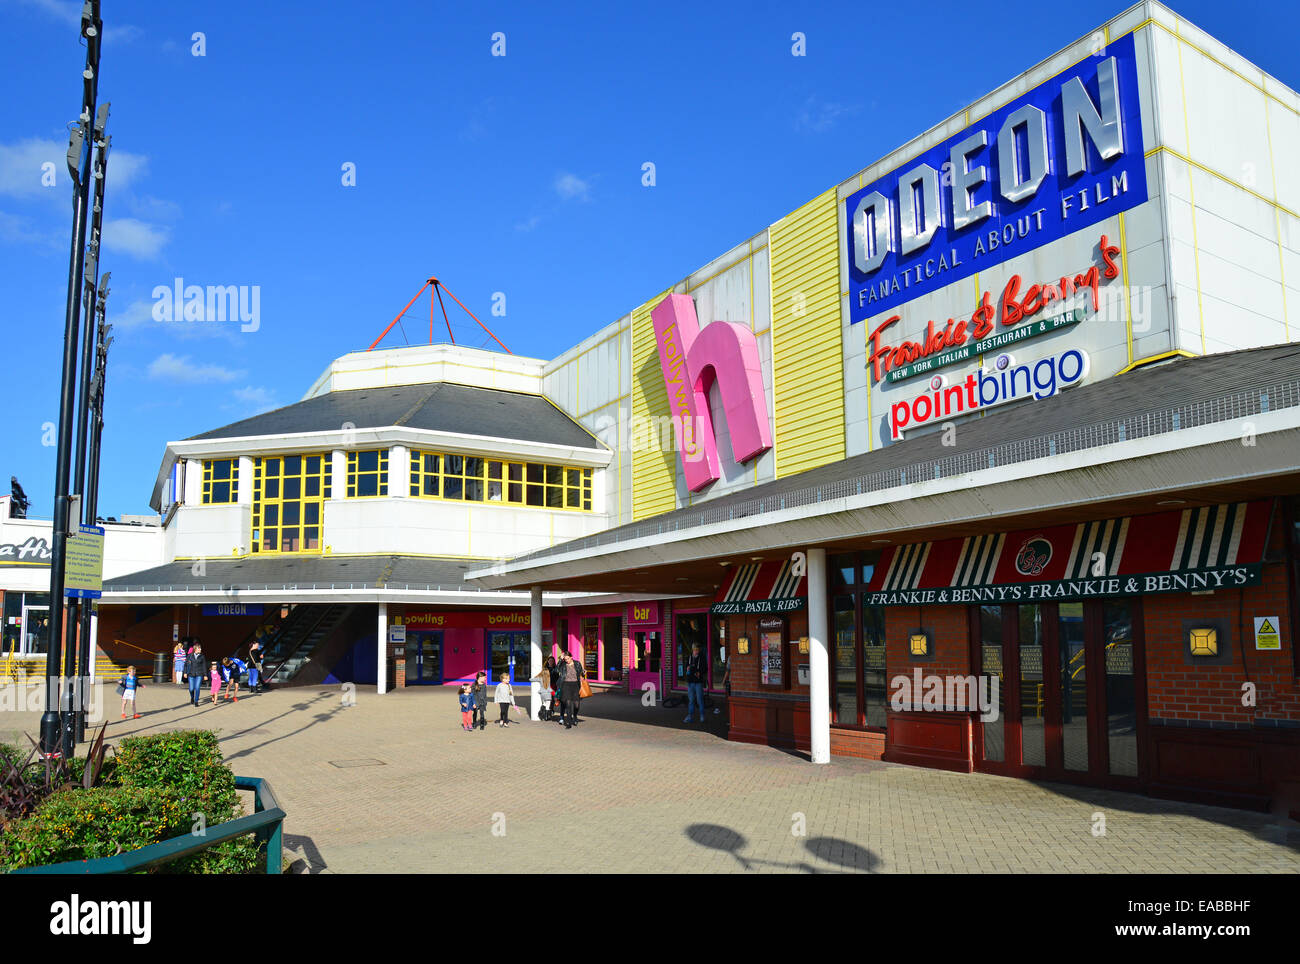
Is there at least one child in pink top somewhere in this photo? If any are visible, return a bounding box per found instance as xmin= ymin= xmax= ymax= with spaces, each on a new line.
xmin=209 ymin=663 xmax=222 ymax=704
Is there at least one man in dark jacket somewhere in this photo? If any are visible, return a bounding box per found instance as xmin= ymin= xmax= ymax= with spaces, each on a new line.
xmin=184 ymin=643 xmax=209 ymax=707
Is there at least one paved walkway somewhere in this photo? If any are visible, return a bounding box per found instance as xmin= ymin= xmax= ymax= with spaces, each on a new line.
xmin=3 ymin=684 xmax=1297 ymax=873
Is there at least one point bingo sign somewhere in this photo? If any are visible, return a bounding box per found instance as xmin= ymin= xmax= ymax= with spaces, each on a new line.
xmin=400 ymin=610 xmax=532 ymax=629
xmin=889 ymin=347 xmax=1089 ymax=440
xmin=844 ymin=33 xmax=1145 ymax=321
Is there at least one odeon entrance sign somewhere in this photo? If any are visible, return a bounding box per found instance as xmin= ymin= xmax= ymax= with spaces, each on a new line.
xmin=844 ymin=33 xmax=1146 ymax=320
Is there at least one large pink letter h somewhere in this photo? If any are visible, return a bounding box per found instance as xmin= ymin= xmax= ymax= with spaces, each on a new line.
xmin=651 ymin=293 xmax=772 ymax=492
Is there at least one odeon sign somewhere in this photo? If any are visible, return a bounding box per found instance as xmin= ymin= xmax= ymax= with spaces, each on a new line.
xmin=845 ymin=33 xmax=1146 ymax=319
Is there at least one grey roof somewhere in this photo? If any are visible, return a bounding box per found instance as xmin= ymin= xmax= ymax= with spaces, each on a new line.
xmin=187 ymin=382 xmax=600 ymax=449
xmin=104 ymin=554 xmax=488 ymax=593
xmin=511 ymin=341 xmax=1300 ymax=562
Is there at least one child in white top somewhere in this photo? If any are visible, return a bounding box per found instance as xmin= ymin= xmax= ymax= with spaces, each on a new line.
xmin=494 ymin=673 xmax=516 ymax=727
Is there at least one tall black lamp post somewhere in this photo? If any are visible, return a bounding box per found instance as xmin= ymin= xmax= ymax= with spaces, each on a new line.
xmin=40 ymin=0 xmax=103 ymax=757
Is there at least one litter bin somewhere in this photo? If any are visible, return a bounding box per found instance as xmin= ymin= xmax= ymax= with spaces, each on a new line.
xmin=153 ymin=651 xmax=169 ymax=684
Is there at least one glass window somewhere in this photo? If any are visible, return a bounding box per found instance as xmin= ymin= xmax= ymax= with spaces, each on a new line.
xmin=675 ymin=614 xmax=706 ymax=688
xmin=711 ymin=619 xmax=728 ymax=690
xmin=201 ymin=458 xmax=239 ymax=505
xmin=1104 ymin=600 xmax=1138 ymax=777
xmin=1019 ymin=605 xmax=1047 ymax=767
xmin=862 ymin=602 xmax=887 ymax=727
xmin=602 ymin=616 xmax=623 ymax=682
xmin=347 ymin=449 xmax=388 ymax=498
xmin=1059 ymin=602 xmax=1087 ymax=772
xmin=407 ymin=451 xmax=591 ymax=511
xmin=980 ymin=605 xmax=1005 ymax=763
xmin=252 ymin=453 xmax=329 ymax=554
xmin=833 ymin=595 xmax=857 ymax=725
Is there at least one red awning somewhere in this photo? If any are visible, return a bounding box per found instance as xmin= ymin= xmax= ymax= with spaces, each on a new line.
xmin=864 ymin=499 xmax=1273 ymax=605
xmin=712 ymin=559 xmax=807 ymax=615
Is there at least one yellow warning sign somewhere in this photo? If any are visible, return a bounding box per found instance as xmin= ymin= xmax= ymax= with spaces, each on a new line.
xmin=1253 ymin=616 xmax=1281 ymax=651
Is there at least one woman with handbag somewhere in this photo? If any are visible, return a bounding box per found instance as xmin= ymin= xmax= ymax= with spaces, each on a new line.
xmin=557 ymin=651 xmax=586 ymax=729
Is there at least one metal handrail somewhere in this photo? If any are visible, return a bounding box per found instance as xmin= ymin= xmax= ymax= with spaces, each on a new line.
xmin=9 ymin=776 xmax=284 ymax=875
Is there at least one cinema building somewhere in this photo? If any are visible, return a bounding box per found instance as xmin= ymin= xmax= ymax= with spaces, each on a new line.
xmin=467 ymin=0 xmax=1300 ymax=813
xmin=76 ymin=1 xmax=1297 ymax=812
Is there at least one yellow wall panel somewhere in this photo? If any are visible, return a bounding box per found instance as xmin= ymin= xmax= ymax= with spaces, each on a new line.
xmin=630 ymin=291 xmax=678 ymax=521
xmin=770 ymin=187 xmax=845 ymax=478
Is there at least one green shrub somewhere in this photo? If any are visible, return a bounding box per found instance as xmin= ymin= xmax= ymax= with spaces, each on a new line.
xmin=0 ymin=785 xmax=189 ymax=869
xmin=114 ymin=730 xmax=237 ymax=822
xmin=1 ymin=729 xmax=263 ymax=874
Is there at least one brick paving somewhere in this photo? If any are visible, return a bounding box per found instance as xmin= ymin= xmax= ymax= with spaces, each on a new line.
xmin=3 ymin=683 xmax=1297 ymax=873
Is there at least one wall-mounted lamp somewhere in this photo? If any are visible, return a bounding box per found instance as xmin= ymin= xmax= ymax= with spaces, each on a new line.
xmin=909 ymin=630 xmax=931 ymax=658
xmin=1188 ymin=626 xmax=1218 ymax=657
xmin=737 ymin=636 xmax=750 ymax=655
xmin=797 ymin=636 xmax=810 ymax=655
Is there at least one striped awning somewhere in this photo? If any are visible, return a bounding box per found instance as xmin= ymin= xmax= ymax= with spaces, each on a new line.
xmin=711 ymin=559 xmax=807 ymax=614
xmin=865 ymin=500 xmax=1272 ymax=606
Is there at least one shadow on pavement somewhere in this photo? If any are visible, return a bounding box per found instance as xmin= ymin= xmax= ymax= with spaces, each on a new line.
xmin=686 ymin=822 xmax=879 ymax=873
xmin=570 ymin=690 xmax=731 ymax=739
xmin=283 ymin=833 xmax=328 ymax=874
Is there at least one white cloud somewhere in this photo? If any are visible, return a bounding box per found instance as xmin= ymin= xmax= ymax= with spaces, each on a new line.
xmin=0 ymin=138 xmax=63 ymax=199
xmin=514 ymin=214 xmax=542 ymax=232
xmin=232 ymin=386 xmax=278 ymax=414
xmin=554 ymin=172 xmax=591 ymax=201
xmin=13 ymin=0 xmax=141 ymax=42
xmin=0 ymin=139 xmax=149 ymax=200
xmin=108 ymin=151 xmax=150 ymax=192
xmin=0 ymin=209 xmax=58 ymax=247
xmin=109 ymin=297 xmax=156 ymax=330
xmin=148 ymin=353 xmax=245 ymax=382
xmin=795 ymin=96 xmax=858 ymax=134
xmin=103 ymin=217 xmax=169 ymax=259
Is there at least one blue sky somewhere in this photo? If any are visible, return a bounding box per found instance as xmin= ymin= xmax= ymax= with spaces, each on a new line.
xmin=0 ymin=0 xmax=1290 ymax=518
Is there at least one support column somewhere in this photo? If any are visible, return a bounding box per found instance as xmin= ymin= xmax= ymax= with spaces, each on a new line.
xmin=237 ymin=456 xmax=254 ymax=505
xmin=807 ymin=548 xmax=830 ymax=764
xmin=390 ymin=445 xmax=408 ymax=498
xmin=530 ymin=587 xmax=543 ymax=720
xmin=377 ymin=601 xmax=388 ymax=695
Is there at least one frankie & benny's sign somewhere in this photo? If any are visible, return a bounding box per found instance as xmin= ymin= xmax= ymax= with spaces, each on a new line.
xmin=845 ymin=33 xmax=1146 ymax=320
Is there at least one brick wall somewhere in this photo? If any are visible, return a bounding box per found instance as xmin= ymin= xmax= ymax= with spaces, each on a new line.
xmin=719 ymin=609 xmax=809 ymax=696
xmin=884 ymin=604 xmax=971 ymax=698
xmin=1144 ymin=534 xmax=1297 ymax=725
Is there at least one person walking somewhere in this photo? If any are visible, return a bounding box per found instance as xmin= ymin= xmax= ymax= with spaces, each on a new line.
xmin=119 ymin=665 xmax=143 ymax=719
xmin=247 ymin=640 xmax=264 ymax=693
xmin=471 ymin=671 xmax=489 ymax=731
xmin=544 ymin=655 xmax=561 ymax=720
xmin=184 ymin=643 xmax=208 ymax=707
xmin=557 ymin=651 xmax=585 ymax=729
xmin=172 ymin=640 xmax=186 ymax=685
xmin=209 ymin=659 xmax=223 ymax=705
xmin=458 ymin=683 xmax=475 ymax=731
xmin=684 ymin=642 xmax=708 ymax=723
xmin=222 ymin=656 xmax=245 ymax=702
xmin=494 ymin=672 xmax=517 ymax=727
xmin=533 ymin=663 xmax=554 ymax=721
